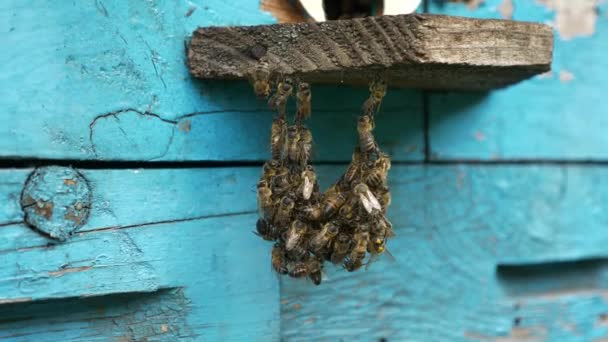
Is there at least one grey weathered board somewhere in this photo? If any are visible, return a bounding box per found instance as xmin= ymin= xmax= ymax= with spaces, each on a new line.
xmin=188 ymin=14 xmax=553 ymax=90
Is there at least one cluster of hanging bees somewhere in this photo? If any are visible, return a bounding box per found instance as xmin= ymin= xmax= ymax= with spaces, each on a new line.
xmin=251 ymin=64 xmax=393 ymax=285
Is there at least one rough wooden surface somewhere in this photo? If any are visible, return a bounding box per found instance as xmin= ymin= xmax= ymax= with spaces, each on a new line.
xmin=188 ymin=14 xmax=553 ymax=90
xmin=428 ymin=0 xmax=608 ymax=160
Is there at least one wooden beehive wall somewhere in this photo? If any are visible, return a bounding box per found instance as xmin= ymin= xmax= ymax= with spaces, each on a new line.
xmin=1 ymin=0 xmax=607 ymax=341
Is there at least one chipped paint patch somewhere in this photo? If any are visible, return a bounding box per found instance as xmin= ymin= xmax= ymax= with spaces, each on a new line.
xmin=48 ymin=266 xmax=92 ymax=277
xmin=538 ymin=0 xmax=598 ymax=40
xmin=499 ymin=0 xmax=514 ymax=19
xmin=465 ymin=326 xmax=547 ymax=342
xmin=475 ymin=131 xmax=486 ymax=141
xmin=178 ymin=119 xmax=192 ymax=133
xmin=559 ymin=70 xmax=575 ymax=82
xmin=20 ymin=167 xmax=92 ymax=240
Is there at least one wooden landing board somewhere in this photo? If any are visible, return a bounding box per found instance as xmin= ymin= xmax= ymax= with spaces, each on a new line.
xmin=2 ymin=165 xmax=608 ymax=340
xmin=188 ymin=14 xmax=553 ymax=90
xmin=427 ymin=0 xmax=608 ymax=160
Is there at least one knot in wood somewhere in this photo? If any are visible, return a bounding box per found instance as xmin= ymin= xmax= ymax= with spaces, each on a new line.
xmin=20 ymin=166 xmax=92 ymax=241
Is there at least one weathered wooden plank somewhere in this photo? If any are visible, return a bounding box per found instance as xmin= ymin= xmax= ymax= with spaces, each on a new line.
xmin=2 ymin=165 xmax=608 ymax=340
xmin=188 ymin=14 xmax=553 ymax=90
xmin=0 ymin=1 xmax=424 ymax=162
xmin=428 ymin=0 xmax=608 ymax=160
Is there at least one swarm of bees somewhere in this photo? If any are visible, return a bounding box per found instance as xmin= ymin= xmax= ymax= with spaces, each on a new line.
xmin=251 ymin=64 xmax=393 ymax=286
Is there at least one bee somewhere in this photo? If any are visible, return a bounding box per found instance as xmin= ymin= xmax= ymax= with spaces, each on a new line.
xmin=353 ymin=183 xmax=382 ymax=215
xmin=286 ymin=243 xmax=308 ymax=262
xmin=289 ymin=256 xmax=323 ymax=286
xmin=295 ymin=82 xmax=311 ymax=124
xmin=362 ymin=76 xmax=387 ymax=115
xmin=310 ymin=222 xmax=340 ymax=253
xmin=342 ymin=149 xmax=363 ymax=187
xmin=262 ymin=160 xmax=283 ymax=181
xmin=270 ymin=117 xmax=287 ymax=160
xmin=321 ymin=186 xmax=347 ymax=219
xmin=274 ymin=196 xmax=295 ymax=228
xmin=357 ymin=114 xmax=379 ymax=156
xmin=271 ymin=243 xmax=289 ymax=274
xmin=297 ymin=128 xmax=313 ymax=166
xmin=248 ymin=61 xmax=272 ymax=98
xmin=268 ymin=77 xmax=294 ymax=117
xmin=330 ymin=233 xmax=352 ymax=265
xmin=286 ymin=125 xmax=301 ymax=163
xmin=377 ymin=186 xmax=391 ymax=210
xmin=299 ymin=168 xmax=316 ymax=200
xmin=255 ymin=218 xmax=280 ymax=241
xmin=257 ymin=184 xmax=274 ymax=220
xmin=337 ymin=200 xmax=357 ymax=225
xmin=365 ymin=167 xmax=388 ymax=188
xmin=344 ymin=230 xmax=369 ymax=272
xmin=300 ymin=203 xmax=323 ymax=222
xmin=285 ymin=219 xmax=308 ymax=251
xmin=270 ymin=169 xmax=291 ymax=196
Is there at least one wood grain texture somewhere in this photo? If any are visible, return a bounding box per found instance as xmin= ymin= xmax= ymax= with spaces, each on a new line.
xmin=2 ymin=166 xmax=608 ymax=340
xmin=0 ymin=1 xmax=424 ymax=162
xmin=428 ymin=0 xmax=608 ymax=160
xmin=188 ymin=14 xmax=553 ymax=90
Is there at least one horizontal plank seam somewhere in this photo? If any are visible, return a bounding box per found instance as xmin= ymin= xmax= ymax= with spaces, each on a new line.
xmin=0 ymin=211 xmax=257 ymax=254
xmin=3 ymin=159 xmax=608 ymax=169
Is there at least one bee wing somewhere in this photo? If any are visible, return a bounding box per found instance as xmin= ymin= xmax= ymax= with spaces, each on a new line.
xmin=285 ymin=232 xmax=301 ymax=251
xmin=302 ymin=175 xmax=313 ymax=200
xmin=366 ymin=190 xmax=382 ymax=212
xmin=359 ymin=192 xmax=374 ymax=214
xmin=365 ymin=254 xmax=379 ymax=271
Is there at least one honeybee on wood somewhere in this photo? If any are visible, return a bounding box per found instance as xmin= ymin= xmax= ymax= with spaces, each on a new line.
xmin=271 ymin=243 xmax=289 ymax=274
xmin=376 ymin=186 xmax=391 ymax=211
xmin=270 ymin=117 xmax=287 ymax=160
xmin=365 ymin=167 xmax=388 ymax=189
xmin=340 ymin=149 xmax=363 ymax=187
xmin=344 ymin=230 xmax=369 ymax=272
xmin=330 ymin=232 xmax=352 ymax=265
xmin=321 ymin=186 xmax=347 ymax=219
xmin=295 ymin=82 xmax=311 ymax=124
xmin=353 ymin=183 xmax=382 ymax=215
xmin=299 ymin=168 xmax=316 ymax=201
xmin=285 ymin=219 xmax=308 ymax=251
xmin=274 ymin=196 xmax=295 ymax=227
xmin=357 ymin=114 xmax=379 ymax=156
xmin=300 ymin=203 xmax=323 ymax=222
xmin=257 ymin=183 xmax=274 ymax=220
xmin=271 ymin=169 xmax=291 ymax=197
xmin=289 ymin=256 xmax=323 ymax=286
xmin=286 ymin=243 xmax=309 ymax=262
xmin=255 ymin=218 xmax=280 ymax=241
xmin=286 ymin=125 xmax=301 ymax=163
xmin=297 ymin=128 xmax=313 ymax=167
xmin=268 ymin=77 xmax=294 ymax=117
xmin=310 ymin=222 xmax=340 ymax=253
xmin=248 ymin=61 xmax=272 ymax=98
xmin=362 ymin=76 xmax=387 ymax=115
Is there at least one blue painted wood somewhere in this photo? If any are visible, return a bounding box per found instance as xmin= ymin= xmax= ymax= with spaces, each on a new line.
xmin=0 ymin=0 xmax=424 ymax=162
xmin=2 ymin=166 xmax=608 ymax=340
xmin=428 ymin=0 xmax=608 ymax=160
xmin=0 ymin=215 xmax=279 ymax=341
